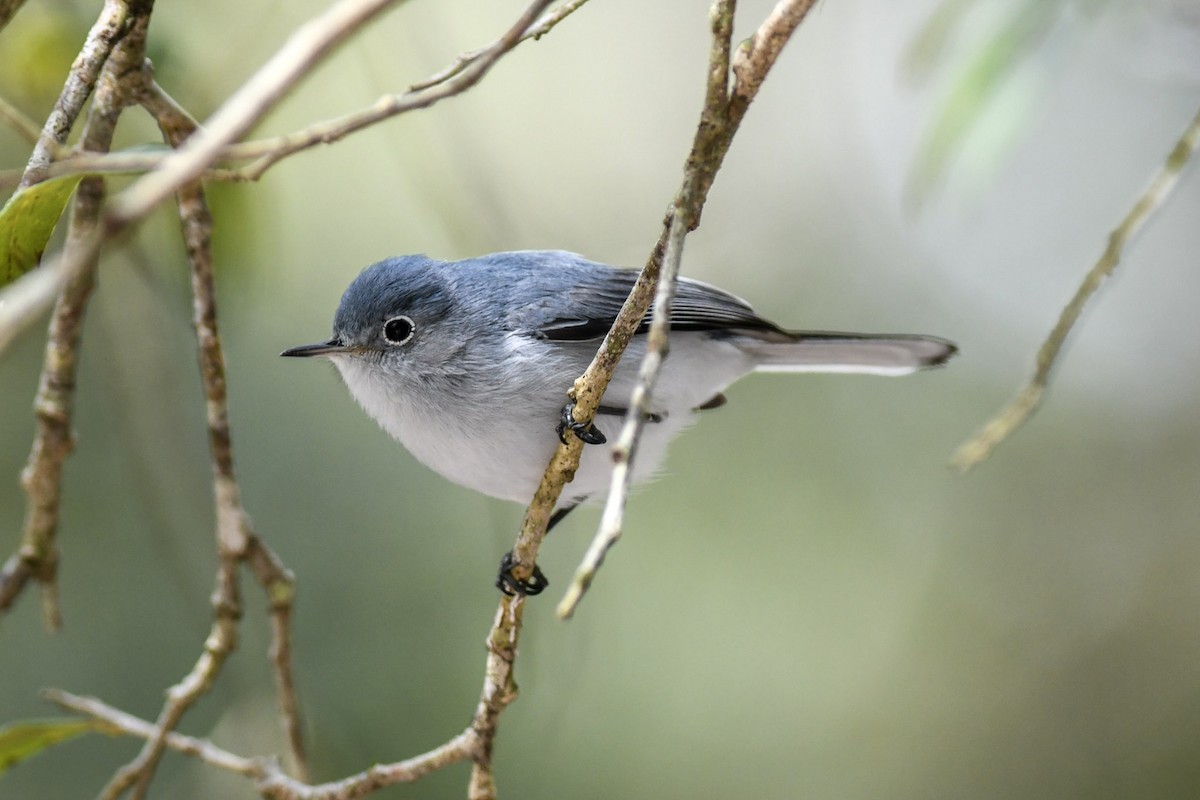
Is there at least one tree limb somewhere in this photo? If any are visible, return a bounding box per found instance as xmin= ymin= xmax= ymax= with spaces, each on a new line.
xmin=0 ymin=0 xmax=585 ymax=190
xmin=473 ymin=1 xmax=820 ymax=794
xmin=18 ymin=0 xmax=132 ymax=188
xmin=556 ymin=0 xmax=822 ymax=617
xmin=0 ymin=0 xmax=147 ymax=628
xmin=951 ymin=102 xmax=1200 ymax=471
xmin=0 ymin=93 xmax=44 ymax=144
xmin=0 ymin=0 xmax=29 ymax=33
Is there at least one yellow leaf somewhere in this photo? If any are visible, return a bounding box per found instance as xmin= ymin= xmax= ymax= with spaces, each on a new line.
xmin=0 ymin=718 xmax=109 ymax=776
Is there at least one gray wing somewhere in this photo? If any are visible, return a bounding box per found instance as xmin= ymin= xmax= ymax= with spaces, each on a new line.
xmin=531 ymin=266 xmax=783 ymax=342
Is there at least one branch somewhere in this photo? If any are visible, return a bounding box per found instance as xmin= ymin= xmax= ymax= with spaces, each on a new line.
xmin=556 ymin=0 xmax=821 ymax=618
xmin=105 ymin=0 xmax=405 ymax=225
xmin=96 ymin=76 xmax=309 ymax=799
xmin=0 ymin=0 xmax=147 ymax=628
xmin=0 ymin=93 xmax=43 ymax=144
xmin=0 ymin=0 xmax=29 ymax=33
xmin=3 ymin=0 xmax=584 ymax=189
xmin=0 ymin=0 xmax=576 ymax=359
xmin=950 ymin=102 xmax=1200 ymax=472
xmin=471 ymin=0 xmax=820 ymax=790
xmin=221 ymin=0 xmax=559 ymax=180
xmin=2 ymin=0 xmax=409 ymax=360
xmin=19 ymin=0 xmax=132 ymax=188
xmin=44 ymin=690 xmax=263 ymax=779
xmin=47 ymin=687 xmax=476 ymax=800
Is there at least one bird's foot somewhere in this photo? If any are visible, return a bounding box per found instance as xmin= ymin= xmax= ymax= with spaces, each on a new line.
xmin=556 ymin=401 xmax=606 ymax=445
xmin=496 ymin=551 xmax=549 ymax=597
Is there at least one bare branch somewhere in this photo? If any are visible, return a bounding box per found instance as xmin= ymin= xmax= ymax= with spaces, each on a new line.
xmin=0 ymin=0 xmax=29 ymax=33
xmin=0 ymin=0 xmax=409 ymax=360
xmin=220 ymin=0 xmax=559 ymax=181
xmin=951 ymin=102 xmax=1200 ymax=471
xmin=461 ymin=0 xmax=821 ymax=792
xmin=44 ymin=689 xmax=264 ymax=779
xmin=556 ymin=0 xmax=821 ymax=617
xmin=99 ymin=74 xmax=308 ymax=799
xmin=0 ymin=93 xmax=43 ymax=144
xmin=0 ymin=2 xmax=150 ymax=628
xmin=99 ymin=557 xmax=242 ymax=800
xmin=3 ymin=0 xmax=588 ymax=191
xmin=557 ymin=206 xmax=689 ymax=618
xmin=19 ymin=0 xmax=132 ymax=188
xmin=48 ymin=686 xmax=478 ymax=800
xmin=406 ymin=0 xmax=588 ymax=91
xmin=106 ymin=0 xmax=406 ymax=226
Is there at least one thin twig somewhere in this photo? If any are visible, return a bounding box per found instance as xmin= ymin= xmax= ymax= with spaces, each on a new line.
xmin=48 ymin=687 xmax=477 ymax=800
xmin=105 ymin=0 xmax=407 ymax=226
xmin=19 ymin=0 xmax=131 ymax=188
xmin=406 ymin=0 xmax=589 ymax=91
xmin=222 ymin=0 xmax=557 ymax=181
xmin=138 ymin=77 xmax=310 ymax=780
xmin=99 ymin=556 xmax=242 ymax=800
xmin=0 ymin=150 xmax=244 ymax=189
xmin=0 ymin=0 xmax=29 ymax=32
xmin=243 ymin=539 xmax=306 ymax=780
xmin=0 ymin=93 xmax=44 ymax=144
xmin=557 ymin=206 xmax=690 ymax=619
xmin=100 ymin=69 xmax=309 ymax=798
xmin=0 ymin=0 xmax=410 ymax=360
xmin=473 ymin=0 xmax=821 ymax=790
xmin=555 ymin=0 xmax=821 ymax=618
xmin=951 ymin=102 xmax=1200 ymax=471
xmin=0 ymin=0 xmax=145 ymax=628
xmin=44 ymin=690 xmax=264 ymax=779
xmin=3 ymin=0 xmax=589 ymax=190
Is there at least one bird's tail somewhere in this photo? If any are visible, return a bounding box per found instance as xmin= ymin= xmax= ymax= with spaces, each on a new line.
xmin=741 ymin=332 xmax=957 ymax=377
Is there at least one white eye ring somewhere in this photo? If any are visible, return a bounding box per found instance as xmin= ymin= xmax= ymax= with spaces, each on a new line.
xmin=383 ymin=315 xmax=415 ymax=345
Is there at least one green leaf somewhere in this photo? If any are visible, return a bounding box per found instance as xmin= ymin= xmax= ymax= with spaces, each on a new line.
xmin=0 ymin=174 xmax=84 ymax=287
xmin=0 ymin=718 xmax=108 ymax=776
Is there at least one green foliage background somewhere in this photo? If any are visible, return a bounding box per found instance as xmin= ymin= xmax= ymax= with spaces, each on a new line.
xmin=2 ymin=0 xmax=1199 ymax=798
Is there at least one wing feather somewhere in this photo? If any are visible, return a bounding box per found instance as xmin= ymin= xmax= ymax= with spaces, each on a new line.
xmin=535 ymin=269 xmax=782 ymax=341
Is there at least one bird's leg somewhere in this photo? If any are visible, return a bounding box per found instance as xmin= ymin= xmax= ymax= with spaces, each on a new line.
xmin=495 ymin=504 xmax=579 ymax=596
xmin=557 ymin=401 xmax=607 ymax=445
xmin=496 ymin=552 xmax=549 ymax=596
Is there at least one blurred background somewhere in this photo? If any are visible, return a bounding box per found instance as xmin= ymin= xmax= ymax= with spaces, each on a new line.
xmin=2 ymin=0 xmax=1200 ymax=797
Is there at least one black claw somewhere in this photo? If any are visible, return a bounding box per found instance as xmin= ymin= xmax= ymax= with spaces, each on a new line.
xmin=556 ymin=402 xmax=607 ymax=445
xmin=496 ymin=551 xmax=549 ymax=597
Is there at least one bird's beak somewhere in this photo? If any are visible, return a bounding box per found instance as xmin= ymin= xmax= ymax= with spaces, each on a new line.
xmin=280 ymin=338 xmax=351 ymax=358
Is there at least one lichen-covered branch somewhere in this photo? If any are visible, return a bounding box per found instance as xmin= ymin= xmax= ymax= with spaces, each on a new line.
xmin=224 ymin=0 xmax=565 ymax=180
xmin=18 ymin=0 xmax=132 ymax=188
xmin=0 ymin=0 xmax=570 ymax=359
xmin=94 ymin=77 xmax=307 ymax=799
xmin=139 ymin=76 xmax=309 ymax=780
xmin=45 ymin=690 xmax=263 ymax=779
xmin=0 ymin=0 xmax=29 ymax=33
xmin=105 ymin=0 xmax=406 ymax=227
xmin=0 ymin=0 xmax=407 ymax=359
xmin=951 ymin=102 xmax=1200 ymax=472
xmin=4 ymin=0 xmax=588 ymax=190
xmin=0 ymin=0 xmax=149 ymax=628
xmin=485 ymin=0 xmax=822 ymax=789
xmin=0 ymin=94 xmax=43 ymax=144
xmin=555 ymin=0 xmax=822 ymax=617
xmin=48 ymin=687 xmax=476 ymax=800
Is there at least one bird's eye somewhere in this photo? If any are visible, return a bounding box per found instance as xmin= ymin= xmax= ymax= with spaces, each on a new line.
xmin=383 ymin=315 xmax=415 ymax=345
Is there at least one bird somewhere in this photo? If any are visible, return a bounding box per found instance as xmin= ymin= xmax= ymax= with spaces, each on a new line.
xmin=282 ymin=250 xmax=956 ymax=594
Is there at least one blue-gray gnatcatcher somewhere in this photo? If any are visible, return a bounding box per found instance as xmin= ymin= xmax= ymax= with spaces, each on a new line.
xmin=282 ymin=250 xmax=956 ymax=594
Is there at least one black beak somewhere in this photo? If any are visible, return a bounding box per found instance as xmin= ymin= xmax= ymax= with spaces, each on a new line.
xmin=280 ymin=338 xmax=350 ymax=358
